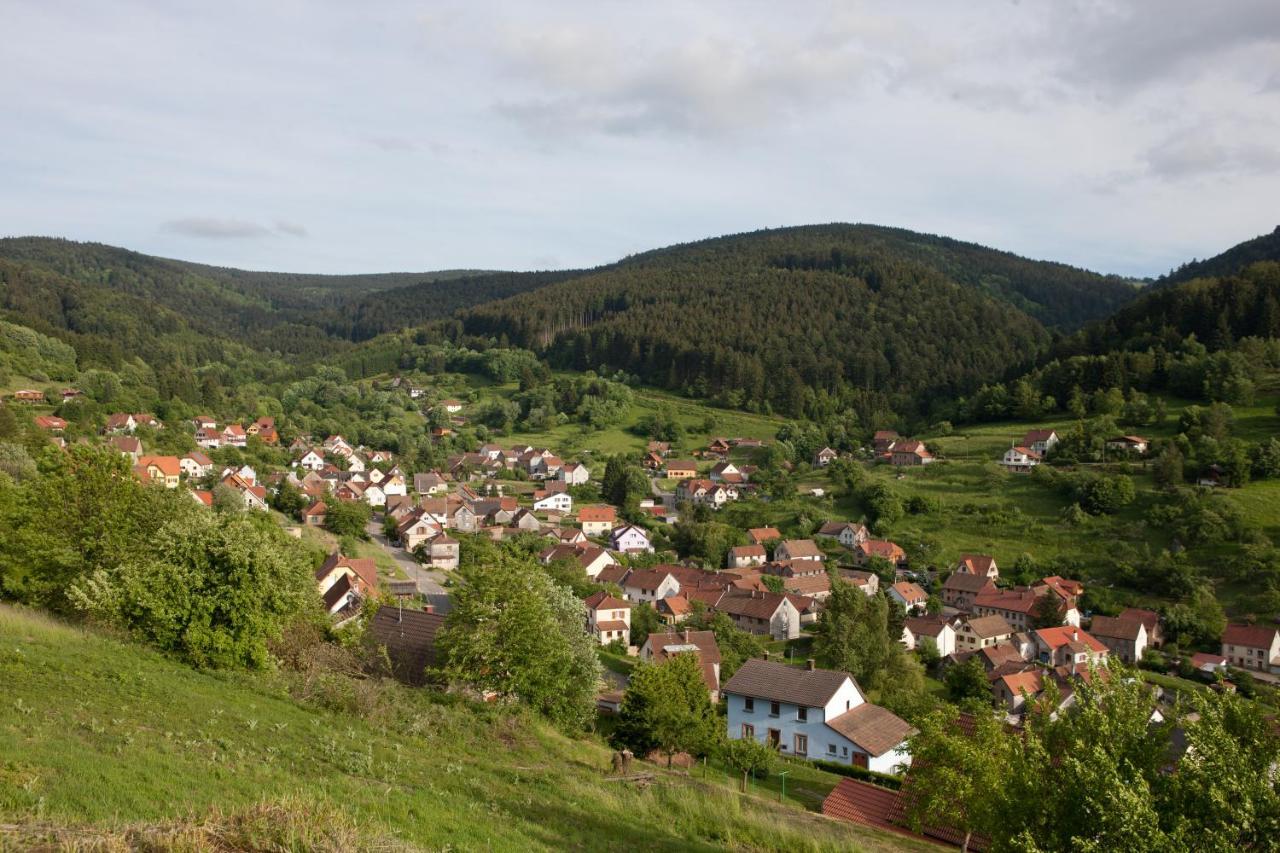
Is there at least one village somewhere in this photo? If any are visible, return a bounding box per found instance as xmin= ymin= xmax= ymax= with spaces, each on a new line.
xmin=17 ymin=381 xmax=1279 ymax=846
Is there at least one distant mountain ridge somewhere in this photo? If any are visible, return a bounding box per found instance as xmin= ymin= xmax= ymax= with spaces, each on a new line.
xmin=1157 ymin=226 xmax=1280 ymax=287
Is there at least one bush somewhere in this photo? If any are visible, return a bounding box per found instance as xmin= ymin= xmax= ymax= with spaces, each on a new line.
xmin=807 ymin=757 xmax=903 ymax=790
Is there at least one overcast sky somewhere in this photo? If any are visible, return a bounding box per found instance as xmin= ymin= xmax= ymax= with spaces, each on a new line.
xmin=2 ymin=1 xmax=1278 ymax=277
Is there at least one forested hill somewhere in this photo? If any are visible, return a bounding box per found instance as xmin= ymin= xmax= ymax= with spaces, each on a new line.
xmin=459 ymin=225 xmax=1137 ymax=419
xmin=1157 ymin=226 xmax=1280 ymax=287
xmin=0 ymin=237 xmax=513 ymax=358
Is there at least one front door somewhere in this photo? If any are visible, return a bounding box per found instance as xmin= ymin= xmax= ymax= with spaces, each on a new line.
xmin=767 ymin=729 xmax=781 ymax=749
xmin=852 ymin=751 xmax=869 ymax=769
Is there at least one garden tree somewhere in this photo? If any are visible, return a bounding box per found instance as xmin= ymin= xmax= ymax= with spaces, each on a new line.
xmin=0 ymin=445 xmax=172 ymax=610
xmin=271 ymin=478 xmax=307 ymax=520
xmin=670 ymin=520 xmax=742 ymax=569
xmin=864 ymin=555 xmax=896 ymax=585
xmin=719 ymin=736 xmax=775 ymax=793
xmin=0 ymin=442 xmax=36 ymax=482
xmin=906 ymin=705 xmax=1013 ymax=852
xmin=1029 ymin=592 xmax=1064 ymax=629
xmin=324 ymin=500 xmax=372 ymax=539
xmin=760 ymin=574 xmax=785 ymax=594
xmin=1162 ymin=585 xmax=1226 ymax=648
xmin=1007 ymin=553 xmax=1038 ymax=586
xmin=628 ymin=602 xmax=666 ymax=647
xmin=811 ymin=575 xmax=921 ymax=705
xmin=437 ymin=554 xmax=602 ymax=731
xmin=211 ymin=482 xmax=244 ymax=514
xmin=1075 ymin=473 xmax=1136 ymax=515
xmin=944 ymin=655 xmax=989 ymax=702
xmin=601 ymin=455 xmax=649 ymax=509
xmin=1152 ymin=442 xmax=1185 ymax=488
xmin=1254 ymin=437 xmax=1280 ymax=479
xmin=67 ymin=509 xmax=317 ymax=668
xmin=1162 ymin=689 xmax=1280 ymax=847
xmin=613 ymin=653 xmax=719 ymax=768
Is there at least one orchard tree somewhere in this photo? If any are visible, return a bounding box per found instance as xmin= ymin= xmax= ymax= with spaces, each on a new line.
xmin=614 ymin=653 xmax=719 ymax=767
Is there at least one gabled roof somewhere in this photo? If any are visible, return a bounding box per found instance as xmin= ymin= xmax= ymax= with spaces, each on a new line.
xmin=1022 ymin=429 xmax=1057 ymax=443
xmin=778 ymin=539 xmax=822 ymax=559
xmin=747 ymin=526 xmax=782 ymax=544
xmin=961 ymin=614 xmax=1014 ymax=639
xmin=1035 ymin=626 xmax=1107 ymax=654
xmin=890 ymin=581 xmax=927 ymax=604
xmin=578 ymin=505 xmax=617 ymax=523
xmin=973 ymin=587 xmax=1041 ymax=615
xmin=184 ymin=450 xmax=212 ymax=465
xmin=584 ymin=591 xmax=631 ymax=611
xmin=137 ymin=455 xmax=181 ymax=477
xmin=957 ymin=554 xmax=997 ymax=573
xmin=728 ymin=544 xmax=766 ymax=558
xmin=622 ymin=568 xmax=674 ymax=592
xmin=1222 ymin=623 xmax=1280 ymax=648
xmin=826 ymin=703 xmax=916 ymax=757
xmin=858 ymin=539 xmax=905 ymax=560
xmin=943 ymin=572 xmax=996 ymax=593
xmin=904 ymin=615 xmax=950 ymax=639
xmin=721 ymin=658 xmax=852 ymax=707
xmin=1089 ymin=615 xmax=1145 ymax=642
xmin=317 ymin=553 xmax=379 ymax=593
xmin=366 ymin=607 xmax=446 ymax=685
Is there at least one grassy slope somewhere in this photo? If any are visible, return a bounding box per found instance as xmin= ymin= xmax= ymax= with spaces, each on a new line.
xmin=0 ymin=606 xmax=931 ymax=852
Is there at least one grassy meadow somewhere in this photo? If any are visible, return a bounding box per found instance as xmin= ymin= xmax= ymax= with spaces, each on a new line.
xmin=0 ymin=605 xmax=932 ymax=852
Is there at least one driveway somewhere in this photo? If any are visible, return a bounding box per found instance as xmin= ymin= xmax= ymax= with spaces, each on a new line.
xmin=365 ymin=520 xmax=452 ymax=614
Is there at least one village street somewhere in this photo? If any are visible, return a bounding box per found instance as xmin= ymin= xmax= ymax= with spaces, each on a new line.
xmin=365 ymin=520 xmax=452 ymax=614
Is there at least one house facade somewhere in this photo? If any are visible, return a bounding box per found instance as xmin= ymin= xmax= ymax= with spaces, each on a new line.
xmin=1221 ymin=624 xmax=1280 ymax=673
xmin=723 ymin=659 xmax=914 ymax=774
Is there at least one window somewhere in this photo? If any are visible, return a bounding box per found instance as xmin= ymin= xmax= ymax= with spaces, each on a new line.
xmin=744 ymin=697 xmax=754 ymax=712
xmin=827 ymin=743 xmax=837 ymax=756
xmin=841 ymin=746 xmax=848 ymax=756
xmin=794 ymin=734 xmax=808 ymax=756
xmin=769 ymin=701 xmax=780 ymax=718
xmin=797 ymin=707 xmax=808 ymax=722
xmin=741 ymin=724 xmax=754 ymax=739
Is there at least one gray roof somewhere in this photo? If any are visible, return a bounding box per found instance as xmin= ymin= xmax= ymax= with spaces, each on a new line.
xmin=721 ymin=658 xmax=851 ymax=707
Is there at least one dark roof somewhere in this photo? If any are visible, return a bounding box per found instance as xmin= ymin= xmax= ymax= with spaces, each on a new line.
xmin=1222 ymin=623 xmax=1280 ymax=649
xmin=1089 ymin=615 xmax=1145 ymax=642
xmin=826 ymin=703 xmax=916 ymax=757
xmin=366 ymin=607 xmax=447 ymax=686
xmin=904 ymin=615 xmax=950 ymax=638
xmin=942 ymin=572 xmax=995 ymax=593
xmin=322 ymin=574 xmax=353 ymax=611
xmin=721 ymin=658 xmax=851 ymax=707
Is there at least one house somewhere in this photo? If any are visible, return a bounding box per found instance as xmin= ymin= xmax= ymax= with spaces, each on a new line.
xmin=584 ymin=591 xmax=632 ymax=645
xmin=954 ymin=614 xmax=1014 ymax=652
xmin=1088 ymin=615 xmax=1148 ymax=664
xmin=872 ymin=430 xmax=900 ymax=455
xmin=440 ymin=399 xmax=464 ymax=413
xmin=1000 ymin=446 xmax=1041 ymax=472
xmin=641 ymin=629 xmax=722 ymax=700
xmin=302 ymin=500 xmax=328 ymax=527
xmin=901 ymin=615 xmax=956 ymax=656
xmin=1021 ymin=429 xmax=1059 ymax=456
xmin=1190 ymin=652 xmax=1228 ymax=675
xmin=1221 ymin=624 xmax=1280 ymax=673
xmin=646 ymin=440 xmax=670 ymax=456
xmin=578 ymin=505 xmax=617 ymax=537
xmin=727 ymin=544 xmax=767 ymax=569
xmin=533 ymin=490 xmax=573 ymax=513
xmin=814 ymin=447 xmax=839 ymax=467
xmin=839 ymin=569 xmax=879 ymax=597
xmin=888 ymin=582 xmax=929 ymax=614
xmin=816 ymin=521 xmax=869 ymax=549
xmin=941 ymin=572 xmax=996 ymax=612
xmin=539 ymin=543 xmax=618 ymax=579
xmin=1033 ymin=626 xmax=1109 ymax=669
xmin=609 ymin=524 xmax=654 ymax=554
xmin=365 ymin=606 xmax=446 ymax=685
xmin=774 ymin=539 xmax=823 ymax=562
xmin=707 ymin=437 xmax=732 ymax=456
xmin=954 ymin=554 xmax=999 ymax=580
xmin=748 ymin=527 xmax=783 ymax=546
xmin=381 ymin=474 xmax=407 ymax=497
xmin=677 ymin=478 xmax=736 ymax=508
xmin=854 ymin=539 xmax=908 ymax=570
xmin=422 ymin=533 xmax=459 ymax=569
xmin=110 ymin=435 xmax=143 ymax=464
xmin=709 ymin=461 xmax=747 ymax=483
xmin=558 ymin=462 xmax=590 ymax=485
xmin=714 ymin=590 xmax=803 ymax=640
xmin=103 ymin=413 xmax=140 ymax=434
xmin=180 ymin=451 xmax=213 ymax=479
xmin=973 ymin=587 xmax=1060 ymax=631
xmin=413 ymin=471 xmax=449 ymax=495
xmin=33 ymin=415 xmax=66 ymax=432
xmin=221 ymin=424 xmax=247 ymax=448
xmin=890 ymin=440 xmax=934 ymax=467
xmin=315 ymin=552 xmax=379 ymax=603
xmin=194 ymin=427 xmax=222 ymax=449
xmin=12 ymin=389 xmax=45 ymax=404
xmin=191 ymin=490 xmax=213 ymax=508
xmin=1106 ymin=435 xmax=1149 ymax=455
xmin=136 ymin=455 xmax=181 ymax=489
xmin=723 ymin=659 xmax=914 ymax=773
xmin=663 ymin=460 xmax=698 ymax=480
xmin=619 ymin=568 xmax=679 ymax=602
xmin=822 ymin=778 xmax=980 ymax=850
xmin=397 ymin=511 xmax=441 ymax=552
xmin=1119 ymin=607 xmax=1163 ymax=647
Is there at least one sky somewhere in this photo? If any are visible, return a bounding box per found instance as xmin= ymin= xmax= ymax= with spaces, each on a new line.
xmin=2 ymin=1 xmax=1278 ymax=277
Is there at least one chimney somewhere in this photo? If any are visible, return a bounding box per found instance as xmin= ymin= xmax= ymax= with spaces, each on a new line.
xmin=424 ymin=604 xmax=435 ymax=615
xmin=1072 ymin=628 xmax=1078 ymax=641
xmin=683 ymin=629 xmax=691 ymax=642
xmin=806 ymin=658 xmax=816 ymax=671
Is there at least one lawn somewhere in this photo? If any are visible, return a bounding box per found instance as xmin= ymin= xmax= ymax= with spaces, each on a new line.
xmin=0 ymin=605 xmax=932 ymax=852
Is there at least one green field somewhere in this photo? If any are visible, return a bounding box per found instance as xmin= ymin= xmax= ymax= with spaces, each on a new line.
xmin=0 ymin=605 xmax=931 ymax=852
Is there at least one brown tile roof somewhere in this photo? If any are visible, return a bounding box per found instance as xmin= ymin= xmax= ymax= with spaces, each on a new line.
xmin=1035 ymin=626 xmax=1108 ymax=655
xmin=962 ymin=614 xmax=1014 ymax=639
xmin=973 ymin=587 xmax=1040 ymax=614
xmin=596 ymin=620 xmax=629 ymax=633
xmin=747 ymin=526 xmax=783 ymax=544
xmin=824 ymin=779 xmax=985 ymax=849
xmin=957 ymin=554 xmax=997 ymax=573
xmin=721 ymin=658 xmax=850 ymax=707
xmin=317 ymin=553 xmax=379 ymax=593
xmin=578 ymin=505 xmax=617 ymax=523
xmin=783 ymin=574 xmax=831 ymax=597
xmin=1089 ymin=615 xmax=1145 ymax=642
xmin=943 ymin=572 xmax=996 ymax=593
xmin=779 ymin=539 xmax=822 ymax=559
xmin=1118 ymin=607 xmax=1160 ymax=633
xmin=826 ymin=703 xmax=916 ymax=757
xmin=366 ymin=607 xmax=446 ymax=685
xmin=714 ymin=590 xmax=790 ymax=620
xmin=904 ymin=615 xmax=949 ymax=638
xmin=1222 ymin=623 xmax=1280 ymax=649
xmin=584 ymin=591 xmax=631 ymax=611
xmin=890 ymin=581 xmax=927 ymax=604
xmin=728 ymin=544 xmax=766 ymax=559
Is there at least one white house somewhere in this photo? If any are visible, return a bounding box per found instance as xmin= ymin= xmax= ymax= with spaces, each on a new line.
xmin=1022 ymin=429 xmax=1059 ymax=456
xmin=297 ymin=450 xmax=326 ymax=471
xmin=620 ymin=568 xmax=679 ymax=603
xmin=180 ymin=452 xmax=213 ymax=479
xmin=816 ymin=521 xmax=869 ymax=550
xmin=774 ymin=539 xmax=823 ymax=562
xmin=584 ymin=591 xmax=631 ymax=645
xmin=1000 ymin=446 xmax=1041 ymax=473
xmin=900 ymin=616 xmax=956 ymax=657
xmin=610 ymin=524 xmax=654 ymax=554
xmin=888 ymin=582 xmax=929 ymax=614
xmin=381 ymin=474 xmax=407 ymax=497
xmin=534 ymin=491 xmax=574 ymax=513
xmin=723 ymin=659 xmax=914 ymax=774
xmin=578 ymin=506 xmax=617 ymax=537
xmin=558 ymin=462 xmax=590 ymax=485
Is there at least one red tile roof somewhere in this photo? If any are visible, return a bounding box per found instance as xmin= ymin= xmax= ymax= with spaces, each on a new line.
xmin=1222 ymin=623 xmax=1280 ymax=649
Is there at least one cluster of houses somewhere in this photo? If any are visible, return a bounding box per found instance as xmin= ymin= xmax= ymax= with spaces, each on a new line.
xmin=290 ymin=435 xmax=406 ymax=510
xmin=1000 ymin=428 xmax=1150 ymax=472
xmin=194 ymin=415 xmax=279 ymax=448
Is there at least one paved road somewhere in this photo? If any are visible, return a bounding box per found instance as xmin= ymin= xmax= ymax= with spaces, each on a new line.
xmin=364 ymin=520 xmax=452 ymax=614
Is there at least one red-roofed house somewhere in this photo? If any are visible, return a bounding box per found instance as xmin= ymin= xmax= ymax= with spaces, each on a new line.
xmin=854 ymin=539 xmax=908 ymax=570
xmin=1000 ymin=446 xmax=1041 ymax=472
xmin=1033 ymin=626 xmax=1108 ymax=669
xmin=1221 ymin=624 xmax=1280 ymax=673
xmin=1021 ymin=429 xmax=1059 ymax=456
xmin=578 ymin=505 xmax=617 ymax=537
xmin=748 ymin=527 xmax=782 ymax=545
xmin=727 ymin=543 xmax=767 ymax=569
xmin=584 ymin=591 xmax=632 ymax=645
xmin=34 ymin=415 xmax=67 ymax=432
xmin=955 ymin=554 xmax=999 ymax=580
xmin=888 ymin=582 xmax=929 ymax=614
xmin=136 ymin=455 xmax=181 ymax=489
xmin=891 ymin=440 xmax=934 ymax=467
